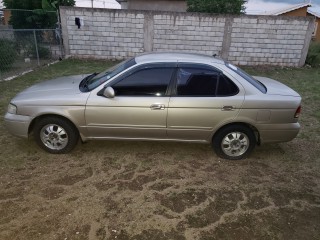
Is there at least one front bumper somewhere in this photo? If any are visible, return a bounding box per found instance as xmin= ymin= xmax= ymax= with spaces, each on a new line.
xmin=4 ymin=113 xmax=32 ymax=138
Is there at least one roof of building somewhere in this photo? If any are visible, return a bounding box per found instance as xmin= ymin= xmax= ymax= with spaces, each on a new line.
xmin=269 ymin=1 xmax=311 ymax=16
xmin=308 ymin=7 xmax=320 ymax=18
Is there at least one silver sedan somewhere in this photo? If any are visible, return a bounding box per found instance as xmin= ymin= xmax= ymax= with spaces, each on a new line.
xmin=4 ymin=53 xmax=301 ymax=160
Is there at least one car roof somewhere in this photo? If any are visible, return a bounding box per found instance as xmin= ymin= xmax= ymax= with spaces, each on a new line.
xmin=135 ymin=52 xmax=225 ymax=65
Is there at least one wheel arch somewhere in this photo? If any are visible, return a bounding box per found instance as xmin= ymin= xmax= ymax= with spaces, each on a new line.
xmin=212 ymin=122 xmax=260 ymax=145
xmin=28 ymin=114 xmax=79 ymax=136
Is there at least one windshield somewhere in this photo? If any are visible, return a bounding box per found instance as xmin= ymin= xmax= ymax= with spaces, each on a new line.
xmin=86 ymin=57 xmax=136 ymax=91
xmin=226 ymin=63 xmax=267 ymax=93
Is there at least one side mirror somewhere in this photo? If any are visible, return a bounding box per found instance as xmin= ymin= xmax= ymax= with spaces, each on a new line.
xmin=103 ymin=86 xmax=115 ymax=98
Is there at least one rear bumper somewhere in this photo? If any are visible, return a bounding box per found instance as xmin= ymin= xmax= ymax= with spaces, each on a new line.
xmin=4 ymin=113 xmax=31 ymax=138
xmin=257 ymin=123 xmax=300 ymax=143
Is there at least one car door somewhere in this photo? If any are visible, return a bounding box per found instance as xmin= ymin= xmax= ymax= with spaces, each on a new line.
xmin=167 ymin=63 xmax=245 ymax=141
xmin=85 ymin=63 xmax=176 ymax=139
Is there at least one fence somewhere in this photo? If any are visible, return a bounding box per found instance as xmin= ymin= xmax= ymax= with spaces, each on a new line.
xmin=0 ymin=8 xmax=63 ymax=80
xmin=0 ymin=29 xmax=63 ymax=81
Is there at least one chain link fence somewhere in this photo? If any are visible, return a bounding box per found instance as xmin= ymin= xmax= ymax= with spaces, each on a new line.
xmin=0 ymin=9 xmax=63 ymax=81
xmin=0 ymin=29 xmax=63 ymax=80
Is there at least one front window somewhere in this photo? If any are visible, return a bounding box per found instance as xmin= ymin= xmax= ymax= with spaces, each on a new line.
xmin=112 ymin=66 xmax=175 ymax=96
xmin=86 ymin=58 xmax=136 ymax=91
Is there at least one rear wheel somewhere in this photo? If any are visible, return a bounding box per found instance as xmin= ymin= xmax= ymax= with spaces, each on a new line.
xmin=34 ymin=117 xmax=79 ymax=154
xmin=213 ymin=125 xmax=256 ymax=160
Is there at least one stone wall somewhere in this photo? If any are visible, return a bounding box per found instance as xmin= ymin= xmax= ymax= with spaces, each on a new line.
xmin=60 ymin=7 xmax=314 ymax=66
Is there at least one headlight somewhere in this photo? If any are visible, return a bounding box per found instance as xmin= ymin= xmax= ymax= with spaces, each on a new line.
xmin=7 ymin=103 xmax=17 ymax=114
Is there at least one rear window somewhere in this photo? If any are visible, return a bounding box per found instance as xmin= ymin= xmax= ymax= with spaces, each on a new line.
xmin=226 ymin=63 xmax=267 ymax=93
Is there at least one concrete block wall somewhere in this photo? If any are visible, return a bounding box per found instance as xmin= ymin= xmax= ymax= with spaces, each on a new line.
xmin=61 ymin=8 xmax=145 ymax=59
xmin=228 ymin=17 xmax=312 ymax=66
xmin=60 ymin=7 xmax=314 ymax=66
xmin=153 ymin=15 xmax=225 ymax=54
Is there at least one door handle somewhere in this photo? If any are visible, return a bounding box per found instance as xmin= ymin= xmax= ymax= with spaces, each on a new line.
xmin=222 ymin=106 xmax=235 ymax=111
xmin=150 ymin=104 xmax=165 ymax=110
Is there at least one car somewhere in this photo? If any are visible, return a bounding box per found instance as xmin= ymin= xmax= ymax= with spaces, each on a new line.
xmin=4 ymin=52 xmax=301 ymax=160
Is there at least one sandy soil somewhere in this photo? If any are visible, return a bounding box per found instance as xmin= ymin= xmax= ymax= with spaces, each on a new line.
xmin=0 ymin=137 xmax=319 ymax=240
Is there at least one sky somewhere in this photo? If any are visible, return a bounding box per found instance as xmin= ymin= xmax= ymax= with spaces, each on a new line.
xmin=245 ymin=0 xmax=320 ymax=14
xmin=0 ymin=0 xmax=319 ymax=14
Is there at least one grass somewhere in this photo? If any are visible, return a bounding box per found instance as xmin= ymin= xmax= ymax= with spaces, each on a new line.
xmin=306 ymin=42 xmax=320 ymax=67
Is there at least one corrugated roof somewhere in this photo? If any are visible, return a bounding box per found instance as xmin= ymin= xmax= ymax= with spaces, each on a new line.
xmin=269 ymin=2 xmax=311 ymax=16
xmin=308 ymin=8 xmax=320 ymax=18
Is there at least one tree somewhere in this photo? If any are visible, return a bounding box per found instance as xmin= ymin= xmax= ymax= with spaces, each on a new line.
xmin=3 ymin=0 xmax=75 ymax=29
xmin=187 ymin=0 xmax=247 ymax=14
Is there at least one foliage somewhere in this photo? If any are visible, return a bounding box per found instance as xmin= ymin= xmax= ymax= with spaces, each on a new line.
xmin=0 ymin=39 xmax=17 ymax=71
xmin=187 ymin=0 xmax=247 ymax=14
xmin=26 ymin=45 xmax=51 ymax=59
xmin=2 ymin=0 xmax=75 ymax=29
xmin=306 ymin=42 xmax=320 ymax=67
xmin=42 ymin=0 xmax=76 ymax=10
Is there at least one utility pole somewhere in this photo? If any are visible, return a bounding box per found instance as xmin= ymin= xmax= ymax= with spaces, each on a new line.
xmin=91 ymin=0 xmax=93 ymax=8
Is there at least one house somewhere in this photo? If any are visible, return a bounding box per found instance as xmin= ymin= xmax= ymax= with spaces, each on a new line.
xmin=116 ymin=0 xmax=187 ymax=12
xmin=307 ymin=8 xmax=320 ymax=42
xmin=267 ymin=2 xmax=319 ymax=42
xmin=269 ymin=2 xmax=311 ymax=17
xmin=2 ymin=9 xmax=11 ymax=26
xmin=247 ymin=1 xmax=319 ymax=42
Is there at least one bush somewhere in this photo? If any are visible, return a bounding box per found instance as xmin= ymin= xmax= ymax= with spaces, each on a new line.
xmin=27 ymin=44 xmax=51 ymax=59
xmin=0 ymin=39 xmax=17 ymax=71
xmin=37 ymin=45 xmax=51 ymax=59
xmin=306 ymin=42 xmax=320 ymax=67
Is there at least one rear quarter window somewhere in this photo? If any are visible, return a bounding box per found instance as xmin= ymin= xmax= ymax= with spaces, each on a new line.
xmin=226 ymin=63 xmax=267 ymax=93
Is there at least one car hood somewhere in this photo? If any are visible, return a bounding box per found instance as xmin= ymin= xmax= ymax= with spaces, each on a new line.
xmin=254 ymin=76 xmax=300 ymax=97
xmin=12 ymin=75 xmax=90 ymax=106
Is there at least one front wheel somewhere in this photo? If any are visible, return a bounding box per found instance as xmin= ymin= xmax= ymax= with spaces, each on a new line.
xmin=34 ymin=117 xmax=79 ymax=154
xmin=212 ymin=125 xmax=256 ymax=160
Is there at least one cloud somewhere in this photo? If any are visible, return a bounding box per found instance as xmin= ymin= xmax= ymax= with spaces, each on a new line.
xmin=245 ymin=0 xmax=293 ymax=14
xmin=245 ymin=0 xmax=320 ymax=14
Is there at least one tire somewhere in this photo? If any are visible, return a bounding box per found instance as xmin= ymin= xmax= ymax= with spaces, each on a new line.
xmin=34 ymin=117 xmax=79 ymax=154
xmin=212 ymin=124 xmax=256 ymax=160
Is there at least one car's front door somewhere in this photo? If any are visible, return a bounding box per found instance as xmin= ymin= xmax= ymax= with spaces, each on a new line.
xmin=85 ymin=63 xmax=176 ymax=139
xmin=167 ymin=63 xmax=245 ymax=141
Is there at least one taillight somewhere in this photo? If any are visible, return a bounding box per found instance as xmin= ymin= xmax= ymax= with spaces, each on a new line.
xmin=294 ymin=106 xmax=301 ymax=118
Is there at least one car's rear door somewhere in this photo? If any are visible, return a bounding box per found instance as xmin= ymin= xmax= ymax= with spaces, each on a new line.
xmin=85 ymin=63 xmax=176 ymax=139
xmin=167 ymin=63 xmax=245 ymax=141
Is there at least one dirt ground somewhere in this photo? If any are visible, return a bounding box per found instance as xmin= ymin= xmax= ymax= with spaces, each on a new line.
xmin=0 ymin=137 xmax=319 ymax=240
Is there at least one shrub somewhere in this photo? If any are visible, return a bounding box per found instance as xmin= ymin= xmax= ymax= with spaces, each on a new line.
xmin=0 ymin=39 xmax=17 ymax=71
xmin=37 ymin=45 xmax=51 ymax=59
xmin=306 ymin=42 xmax=320 ymax=67
xmin=27 ymin=44 xmax=51 ymax=59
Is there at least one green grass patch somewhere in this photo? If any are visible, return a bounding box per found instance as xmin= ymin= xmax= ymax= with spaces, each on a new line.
xmin=306 ymin=42 xmax=320 ymax=67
